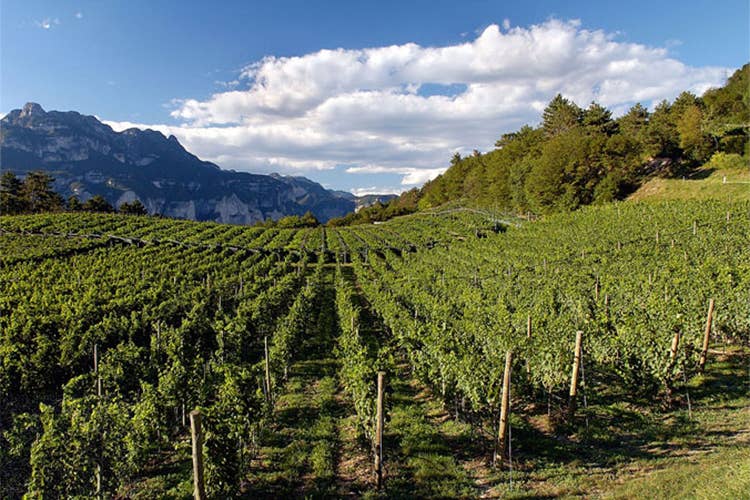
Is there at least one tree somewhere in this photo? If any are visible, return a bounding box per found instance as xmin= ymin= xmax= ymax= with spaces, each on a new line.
xmin=450 ymin=152 xmax=462 ymax=166
xmin=542 ymin=94 xmax=582 ymax=138
xmin=644 ymin=100 xmax=679 ymax=158
xmin=300 ymin=211 xmax=319 ymax=227
xmin=583 ymin=102 xmax=618 ymax=136
xmin=82 ymin=195 xmax=115 ymax=213
xmin=276 ymin=212 xmax=319 ymax=228
xmin=68 ymin=195 xmax=83 ymax=211
xmin=119 ymin=200 xmax=148 ymax=216
xmin=0 ymin=171 xmax=27 ymax=214
xmin=702 ymin=64 xmax=749 ymax=154
xmin=21 ymin=171 xmax=63 ymax=213
xmin=618 ymin=103 xmax=649 ymax=138
xmin=677 ymin=104 xmax=712 ymax=162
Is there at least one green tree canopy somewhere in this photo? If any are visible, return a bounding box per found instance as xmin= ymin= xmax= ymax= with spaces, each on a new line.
xmin=0 ymin=171 xmax=27 ymax=215
xmin=21 ymin=171 xmax=64 ymax=213
xmin=82 ymin=195 xmax=115 ymax=213
xmin=542 ymin=94 xmax=582 ymax=138
xmin=119 ymin=200 xmax=148 ymax=216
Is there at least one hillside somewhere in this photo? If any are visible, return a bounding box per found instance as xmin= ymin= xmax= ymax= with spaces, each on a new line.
xmin=629 ymin=156 xmax=750 ymax=202
xmin=1 ymin=200 xmax=748 ymax=498
xmin=337 ymin=63 xmax=749 ymax=225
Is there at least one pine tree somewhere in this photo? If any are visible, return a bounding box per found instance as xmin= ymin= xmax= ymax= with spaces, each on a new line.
xmin=583 ymin=102 xmax=618 ymax=136
xmin=542 ymin=94 xmax=582 ymax=138
xmin=21 ymin=171 xmax=64 ymax=213
xmin=83 ymin=195 xmax=115 ymax=213
xmin=119 ymin=200 xmax=148 ymax=215
xmin=0 ymin=171 xmax=27 ymax=214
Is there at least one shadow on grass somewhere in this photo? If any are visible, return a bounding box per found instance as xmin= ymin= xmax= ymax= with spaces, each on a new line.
xmin=508 ymin=349 xmax=749 ymax=481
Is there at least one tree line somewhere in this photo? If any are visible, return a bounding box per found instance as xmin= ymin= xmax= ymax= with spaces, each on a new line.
xmin=336 ymin=63 xmax=748 ymax=223
xmin=1 ymin=171 xmax=148 ymax=216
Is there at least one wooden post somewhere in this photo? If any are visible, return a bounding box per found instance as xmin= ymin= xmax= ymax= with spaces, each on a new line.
xmin=96 ymin=465 xmax=101 ymax=498
xmin=698 ymin=298 xmax=715 ymax=372
xmin=375 ymin=371 xmax=385 ymax=489
xmin=190 ymin=410 xmax=207 ymax=500
xmin=666 ymin=330 xmax=682 ymax=398
xmin=604 ymin=294 xmax=610 ymax=317
xmin=669 ymin=331 xmax=681 ymax=363
xmin=94 ymin=344 xmax=102 ymax=397
xmin=594 ymin=277 xmax=600 ymax=302
xmin=94 ymin=343 xmax=102 ymax=498
xmin=568 ymin=331 xmax=583 ymax=420
xmin=655 ymin=230 xmax=660 ymax=245
xmin=264 ymin=336 xmax=271 ymax=401
xmin=496 ymin=351 xmax=513 ymax=465
xmin=526 ymin=316 xmax=532 ymax=375
xmin=693 ymin=220 xmax=697 ymax=235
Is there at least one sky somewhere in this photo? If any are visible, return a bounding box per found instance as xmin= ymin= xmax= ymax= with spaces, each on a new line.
xmin=2 ymin=1 xmax=748 ymax=195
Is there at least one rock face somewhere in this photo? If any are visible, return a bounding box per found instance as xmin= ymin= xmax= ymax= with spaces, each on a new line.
xmin=0 ymin=102 xmax=356 ymax=223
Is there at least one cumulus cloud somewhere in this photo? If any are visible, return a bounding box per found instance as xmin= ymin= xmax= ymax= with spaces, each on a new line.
xmin=106 ymin=19 xmax=732 ymax=190
xmin=75 ymin=12 xmax=84 ymax=19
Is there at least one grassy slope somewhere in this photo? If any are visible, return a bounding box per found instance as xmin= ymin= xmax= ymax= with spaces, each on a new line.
xmin=628 ymin=166 xmax=750 ymax=202
xmin=478 ymin=348 xmax=750 ymax=499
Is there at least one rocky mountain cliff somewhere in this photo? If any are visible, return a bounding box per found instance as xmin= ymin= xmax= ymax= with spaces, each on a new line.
xmin=0 ymin=103 xmax=359 ymax=223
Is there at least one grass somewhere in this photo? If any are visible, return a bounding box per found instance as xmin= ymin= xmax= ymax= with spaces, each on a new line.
xmin=605 ymin=445 xmax=750 ymax=500
xmin=482 ymin=347 xmax=750 ymax=499
xmin=244 ymin=269 xmax=345 ymax=498
xmin=628 ymin=164 xmax=750 ymax=202
xmin=376 ymin=372 xmax=478 ymax=499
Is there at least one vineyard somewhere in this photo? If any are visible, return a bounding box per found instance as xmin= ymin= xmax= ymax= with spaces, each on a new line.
xmin=1 ymin=200 xmax=748 ymax=498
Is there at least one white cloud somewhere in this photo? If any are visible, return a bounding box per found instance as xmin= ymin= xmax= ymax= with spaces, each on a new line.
xmin=106 ymin=19 xmax=732 ymax=189
xmin=36 ymin=18 xmax=60 ymax=29
xmin=350 ymin=186 xmax=404 ymax=197
xmin=75 ymin=12 xmax=83 ymax=19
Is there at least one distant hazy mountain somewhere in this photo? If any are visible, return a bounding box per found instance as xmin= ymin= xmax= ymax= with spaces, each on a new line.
xmin=0 ymin=102 xmax=380 ymax=224
xmin=330 ymin=191 xmax=398 ymax=211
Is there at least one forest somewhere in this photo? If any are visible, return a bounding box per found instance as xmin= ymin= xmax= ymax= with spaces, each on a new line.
xmin=331 ymin=63 xmax=748 ymax=225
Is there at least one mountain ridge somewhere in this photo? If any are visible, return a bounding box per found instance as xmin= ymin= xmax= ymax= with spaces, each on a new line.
xmin=0 ymin=103 xmax=386 ymax=223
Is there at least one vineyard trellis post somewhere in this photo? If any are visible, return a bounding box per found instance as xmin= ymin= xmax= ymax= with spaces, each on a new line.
xmin=264 ymin=336 xmax=271 ymax=402
xmin=94 ymin=343 xmax=102 ymax=397
xmin=495 ymin=350 xmax=512 ymax=466
xmin=526 ymin=316 xmax=532 ymax=376
xmin=375 ymin=371 xmax=385 ymax=489
xmin=568 ymin=331 xmax=583 ymax=421
xmin=666 ymin=330 xmax=682 ymax=398
xmin=190 ymin=410 xmax=207 ymax=500
xmin=698 ymin=298 xmax=715 ymax=373
xmin=94 ymin=343 xmax=102 ymax=499
xmin=604 ymin=294 xmax=610 ymax=317
xmin=669 ymin=331 xmax=681 ymax=364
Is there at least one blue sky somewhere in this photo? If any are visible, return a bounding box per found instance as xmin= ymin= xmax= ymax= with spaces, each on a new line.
xmin=2 ymin=0 xmax=748 ymax=194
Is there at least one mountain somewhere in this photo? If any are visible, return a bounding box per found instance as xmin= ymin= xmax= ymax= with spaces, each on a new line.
xmin=331 ymin=190 xmax=398 ymax=210
xmin=0 ymin=103 xmax=356 ymax=223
